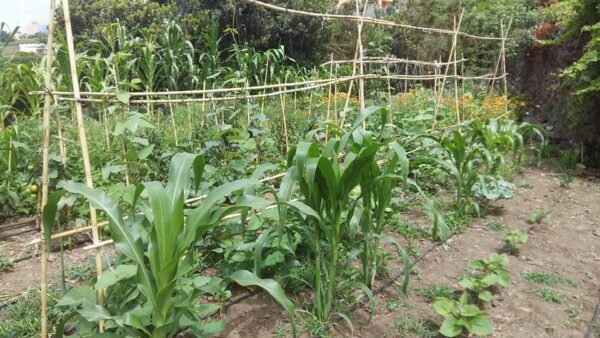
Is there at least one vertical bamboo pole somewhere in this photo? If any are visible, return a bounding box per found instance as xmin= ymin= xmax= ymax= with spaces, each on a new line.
xmin=342 ymin=0 xmax=368 ymax=124
xmin=261 ymin=59 xmax=269 ymax=116
xmin=432 ymin=10 xmax=464 ymax=130
xmin=279 ymin=76 xmax=289 ymax=153
xmin=308 ymin=68 xmax=316 ymax=118
xmin=461 ymin=53 xmax=465 ymax=99
xmin=167 ymin=95 xmax=179 ymax=146
xmin=40 ymin=1 xmax=56 ymax=336
xmin=404 ymin=63 xmax=409 ymax=93
xmin=245 ymin=80 xmax=251 ymax=126
xmin=386 ymin=61 xmax=392 ymax=110
xmin=334 ymin=63 xmax=339 ymax=124
xmin=453 ymin=16 xmax=461 ymax=124
xmin=62 ymin=0 xmax=105 ymax=332
xmin=201 ymin=81 xmax=206 ymax=128
xmin=326 ymin=54 xmax=334 ymax=141
xmin=501 ymin=21 xmax=511 ymax=115
xmin=489 ymin=20 xmax=511 ymax=96
xmin=187 ymin=102 xmax=193 ymax=142
xmin=357 ymin=0 xmax=367 ymax=121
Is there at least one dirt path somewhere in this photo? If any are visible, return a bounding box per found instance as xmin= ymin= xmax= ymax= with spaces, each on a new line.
xmin=347 ymin=167 xmax=600 ymax=337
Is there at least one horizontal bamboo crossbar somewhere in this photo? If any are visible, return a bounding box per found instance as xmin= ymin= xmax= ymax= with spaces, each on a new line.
xmin=244 ymin=0 xmax=503 ymax=41
xmin=321 ymin=57 xmax=468 ymax=67
xmin=35 ymin=72 xmax=506 ymax=104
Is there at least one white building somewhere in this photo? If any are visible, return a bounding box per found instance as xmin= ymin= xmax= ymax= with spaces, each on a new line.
xmin=18 ymin=43 xmax=47 ymax=54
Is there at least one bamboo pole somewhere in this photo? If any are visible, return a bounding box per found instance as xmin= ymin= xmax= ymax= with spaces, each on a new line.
xmin=243 ymin=0 xmax=503 ymax=41
xmin=167 ymin=95 xmax=179 ymax=146
xmin=40 ymin=0 xmax=56 ymax=336
xmin=453 ymin=16 xmax=461 ymax=124
xmin=261 ymin=59 xmax=269 ymax=115
xmin=432 ymin=10 xmax=464 ymax=130
xmin=501 ymin=21 xmax=511 ymax=115
xmin=489 ymin=19 xmax=512 ymax=96
xmin=321 ymin=56 xmax=468 ymax=67
xmin=326 ymin=54 xmax=334 ymax=141
xmin=201 ymin=81 xmax=206 ymax=128
xmin=279 ymin=75 xmax=289 ymax=153
xmin=404 ymin=64 xmax=409 ymax=93
xmin=386 ymin=61 xmax=392 ymax=110
xmin=334 ymin=63 xmax=339 ymax=124
xmin=62 ymin=0 xmax=105 ymax=332
xmin=245 ymin=80 xmax=251 ymax=126
xmin=357 ymin=0 xmax=366 ymax=115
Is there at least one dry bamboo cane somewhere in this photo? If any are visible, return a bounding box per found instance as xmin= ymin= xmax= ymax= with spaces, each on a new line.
xmin=432 ymin=10 xmax=464 ymax=130
xmin=385 ymin=60 xmax=392 ymax=109
xmin=501 ymin=20 xmax=512 ymax=115
xmin=489 ymin=20 xmax=512 ymax=96
xmin=461 ymin=53 xmax=465 ymax=99
xmin=279 ymin=76 xmax=289 ymax=153
xmin=334 ymin=64 xmax=339 ymax=124
xmin=187 ymin=102 xmax=193 ymax=142
xmin=326 ymin=53 xmax=334 ymax=141
xmin=308 ymin=69 xmax=315 ymax=118
xmin=201 ymin=81 xmax=206 ymax=128
xmin=357 ymin=0 xmax=367 ymax=118
xmin=453 ymin=16 xmax=461 ymax=124
xmin=261 ymin=59 xmax=269 ymax=116
xmin=40 ymin=0 xmax=56 ymax=335
xmin=243 ymin=0 xmax=503 ymax=41
xmin=404 ymin=64 xmax=409 ymax=93
xmin=167 ymin=95 xmax=179 ymax=146
xmin=246 ymin=80 xmax=251 ymax=126
xmin=61 ymin=0 xmax=105 ymax=332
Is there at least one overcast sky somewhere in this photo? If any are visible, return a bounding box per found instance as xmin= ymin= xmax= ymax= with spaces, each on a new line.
xmin=0 ymin=0 xmax=55 ymax=32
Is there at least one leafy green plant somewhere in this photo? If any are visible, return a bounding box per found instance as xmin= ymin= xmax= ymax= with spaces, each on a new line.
xmin=502 ymin=229 xmax=528 ymax=254
xmin=459 ymin=253 xmax=510 ymax=303
xmin=44 ymin=153 xmax=295 ymax=337
xmin=433 ymin=293 xmax=494 ymax=337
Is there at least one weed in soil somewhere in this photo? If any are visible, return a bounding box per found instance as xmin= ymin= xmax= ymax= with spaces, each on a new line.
xmin=486 ymin=221 xmax=504 ymax=231
xmin=414 ymin=283 xmax=455 ymax=301
xmin=535 ymin=287 xmax=566 ymax=304
xmin=524 ymin=271 xmax=577 ymax=288
xmin=383 ymin=315 xmax=439 ymax=338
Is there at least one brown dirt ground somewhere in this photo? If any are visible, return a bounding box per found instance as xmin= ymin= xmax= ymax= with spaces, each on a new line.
xmin=1 ymin=167 xmax=599 ymax=337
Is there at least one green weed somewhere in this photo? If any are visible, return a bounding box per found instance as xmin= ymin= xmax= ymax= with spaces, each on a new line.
xmin=486 ymin=221 xmax=504 ymax=231
xmin=535 ymin=287 xmax=566 ymax=304
xmin=524 ymin=271 xmax=577 ymax=288
xmin=0 ymin=254 xmax=14 ymax=272
xmin=383 ymin=315 xmax=438 ymax=338
xmin=414 ymin=283 xmax=455 ymax=301
xmin=386 ymin=299 xmax=406 ymax=312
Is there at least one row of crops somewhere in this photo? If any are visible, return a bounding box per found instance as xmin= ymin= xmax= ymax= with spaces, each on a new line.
xmin=1 ymin=19 xmax=545 ymax=338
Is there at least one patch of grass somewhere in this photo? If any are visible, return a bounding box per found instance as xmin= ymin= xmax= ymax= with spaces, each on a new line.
xmin=386 ymin=299 xmax=406 ymax=312
xmin=519 ymin=182 xmax=534 ymax=189
xmin=65 ymin=258 xmax=96 ymax=284
xmin=0 ymin=254 xmax=13 ymax=272
xmin=535 ymin=287 xmax=566 ymax=304
xmin=383 ymin=315 xmax=438 ymax=338
xmin=414 ymin=283 xmax=455 ymax=301
xmin=0 ymin=289 xmax=62 ymax=337
xmin=524 ymin=271 xmax=577 ymax=288
xmin=486 ymin=221 xmax=504 ymax=231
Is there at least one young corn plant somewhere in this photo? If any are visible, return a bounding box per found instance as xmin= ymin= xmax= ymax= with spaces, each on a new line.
xmin=43 ymin=153 xmax=295 ymax=337
xmin=287 ymin=107 xmax=409 ymax=324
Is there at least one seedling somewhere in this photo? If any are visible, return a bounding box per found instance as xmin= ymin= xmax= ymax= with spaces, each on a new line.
xmin=502 ymin=229 xmax=528 ymax=254
xmin=528 ymin=206 xmax=550 ymax=224
xmin=459 ymin=253 xmax=510 ymax=303
xmin=433 ymin=292 xmax=494 ymax=337
xmin=386 ymin=299 xmax=405 ymax=312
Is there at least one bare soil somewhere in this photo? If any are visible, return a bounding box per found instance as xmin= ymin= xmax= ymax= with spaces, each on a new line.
xmin=1 ymin=167 xmax=599 ymax=337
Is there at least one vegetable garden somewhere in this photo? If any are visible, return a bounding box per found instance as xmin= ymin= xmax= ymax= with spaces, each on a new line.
xmin=1 ymin=1 xmax=598 ymax=338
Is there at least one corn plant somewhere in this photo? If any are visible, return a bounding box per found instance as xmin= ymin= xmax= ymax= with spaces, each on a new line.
xmin=286 ymin=107 xmax=409 ymax=324
xmin=44 ymin=153 xmax=294 ymax=337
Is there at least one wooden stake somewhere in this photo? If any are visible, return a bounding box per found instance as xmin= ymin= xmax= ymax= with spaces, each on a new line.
xmin=201 ymin=81 xmax=206 ymax=128
xmin=279 ymin=76 xmax=289 ymax=153
xmin=62 ymin=0 xmax=105 ymax=332
xmin=40 ymin=1 xmax=56 ymax=335
xmin=326 ymin=54 xmax=334 ymax=141
xmin=167 ymin=95 xmax=179 ymax=146
xmin=432 ymin=10 xmax=464 ymax=130
xmin=261 ymin=59 xmax=269 ymax=115
xmin=453 ymin=16 xmax=461 ymax=124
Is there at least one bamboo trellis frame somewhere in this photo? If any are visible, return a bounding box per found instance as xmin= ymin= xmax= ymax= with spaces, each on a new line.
xmin=35 ymin=1 xmax=511 ymax=336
